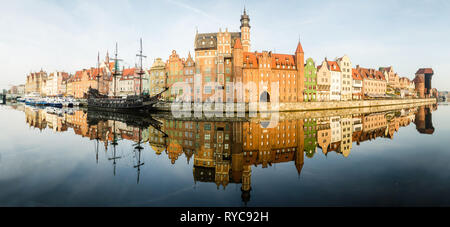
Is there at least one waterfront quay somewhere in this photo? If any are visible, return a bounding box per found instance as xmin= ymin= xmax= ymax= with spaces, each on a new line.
xmin=155 ymin=98 xmax=436 ymax=113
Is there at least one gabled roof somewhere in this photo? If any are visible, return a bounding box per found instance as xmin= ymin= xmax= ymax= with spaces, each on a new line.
xmin=352 ymin=68 xmax=362 ymax=80
xmin=327 ymin=61 xmax=341 ymax=72
xmin=73 ymin=70 xmax=84 ymax=80
xmin=234 ymin=38 xmax=243 ymax=49
xmin=195 ymin=32 xmax=241 ymax=51
xmin=379 ymin=66 xmax=393 ymax=73
xmin=122 ymin=68 xmax=136 ymax=77
xmin=358 ymin=67 xmax=386 ymax=81
xmin=242 ymin=51 xmax=297 ymax=70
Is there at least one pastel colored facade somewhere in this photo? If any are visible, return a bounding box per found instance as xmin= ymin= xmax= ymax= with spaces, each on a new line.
xmin=17 ymin=84 xmax=25 ymax=95
xmin=336 ymin=55 xmax=352 ymax=101
xmin=149 ymin=58 xmax=167 ymax=97
xmin=357 ymin=66 xmax=387 ymax=98
xmin=134 ymin=68 xmax=145 ymax=95
xmin=166 ymin=50 xmax=191 ymax=101
xmin=399 ymin=77 xmax=415 ymax=98
xmin=65 ymin=75 xmax=74 ymax=97
xmin=72 ymin=69 xmax=98 ymax=99
xmin=43 ymin=72 xmax=56 ymax=96
xmin=351 ymin=69 xmax=363 ymax=100
xmin=44 ymin=71 xmax=68 ymax=97
xmin=328 ymin=60 xmax=341 ymax=101
xmin=380 ymin=66 xmax=399 ymax=89
xmin=303 ymin=58 xmax=317 ymax=102
xmin=316 ymin=60 xmax=331 ymax=101
xmin=117 ymin=68 xmax=136 ymax=96
xmin=183 ymin=53 xmax=195 ymax=102
xmin=25 ymin=70 xmax=47 ymax=95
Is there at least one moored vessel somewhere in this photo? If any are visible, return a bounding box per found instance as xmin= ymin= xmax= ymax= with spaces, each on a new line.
xmin=87 ymin=40 xmax=167 ymax=112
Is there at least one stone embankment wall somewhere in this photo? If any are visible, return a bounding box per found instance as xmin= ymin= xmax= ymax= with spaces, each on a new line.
xmin=154 ymin=98 xmax=436 ymax=113
xmin=152 ymin=100 xmax=436 ymax=122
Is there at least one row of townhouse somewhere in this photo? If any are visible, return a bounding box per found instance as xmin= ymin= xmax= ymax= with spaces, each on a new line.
xmin=23 ymin=9 xmax=431 ymax=102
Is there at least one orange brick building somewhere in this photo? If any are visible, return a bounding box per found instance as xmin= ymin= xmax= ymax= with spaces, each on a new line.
xmin=193 ymin=9 xmax=305 ymax=103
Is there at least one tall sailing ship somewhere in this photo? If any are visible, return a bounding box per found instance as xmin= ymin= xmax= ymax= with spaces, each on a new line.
xmin=87 ymin=39 xmax=168 ymax=111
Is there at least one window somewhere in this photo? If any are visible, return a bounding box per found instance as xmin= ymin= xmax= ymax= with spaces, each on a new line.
xmin=204 ymin=86 xmax=212 ymax=94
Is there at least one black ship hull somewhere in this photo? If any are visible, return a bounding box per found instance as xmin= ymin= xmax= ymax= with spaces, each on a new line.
xmin=87 ymin=97 xmax=157 ymax=111
xmin=86 ymin=88 xmax=161 ymax=112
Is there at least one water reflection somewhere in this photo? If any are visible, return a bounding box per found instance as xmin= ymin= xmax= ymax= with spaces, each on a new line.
xmin=16 ymin=103 xmax=437 ymax=204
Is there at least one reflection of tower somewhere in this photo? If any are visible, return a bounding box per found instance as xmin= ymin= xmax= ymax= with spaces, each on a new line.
xmin=241 ymin=165 xmax=252 ymax=205
xmin=415 ymin=105 xmax=435 ymax=134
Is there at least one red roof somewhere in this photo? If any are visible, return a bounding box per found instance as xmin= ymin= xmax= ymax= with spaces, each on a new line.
xmin=295 ymin=41 xmax=304 ymax=53
xmin=416 ymin=68 xmax=434 ymax=75
xmin=234 ymin=38 xmax=243 ymax=49
xmin=242 ymin=52 xmax=297 ymax=70
xmin=327 ymin=61 xmax=341 ymax=72
xmin=358 ymin=67 xmax=386 ymax=81
xmin=74 ymin=70 xmax=84 ymax=80
xmin=352 ymin=69 xmax=362 ymax=80
xmin=120 ymin=68 xmax=136 ymax=80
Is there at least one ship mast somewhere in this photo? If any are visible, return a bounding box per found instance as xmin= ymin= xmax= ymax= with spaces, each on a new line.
xmin=111 ymin=43 xmax=123 ymax=97
xmin=96 ymin=52 xmax=101 ymax=92
xmin=136 ymin=38 xmax=147 ymax=96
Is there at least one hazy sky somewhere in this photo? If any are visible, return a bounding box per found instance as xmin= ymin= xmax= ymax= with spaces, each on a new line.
xmin=1 ymin=0 xmax=449 ymax=91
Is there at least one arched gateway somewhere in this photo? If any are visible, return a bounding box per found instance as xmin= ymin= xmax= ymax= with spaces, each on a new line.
xmin=260 ymin=91 xmax=270 ymax=102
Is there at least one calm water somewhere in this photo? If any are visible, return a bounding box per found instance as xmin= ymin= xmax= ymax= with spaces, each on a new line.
xmin=0 ymin=102 xmax=448 ymax=207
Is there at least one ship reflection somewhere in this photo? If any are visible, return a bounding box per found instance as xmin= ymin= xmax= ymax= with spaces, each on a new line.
xmin=20 ymin=103 xmax=436 ymax=205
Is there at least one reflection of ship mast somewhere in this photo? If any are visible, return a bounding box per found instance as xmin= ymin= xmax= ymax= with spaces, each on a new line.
xmin=109 ymin=120 xmax=121 ymax=176
xmin=95 ymin=128 xmax=99 ymax=164
xmin=133 ymin=127 xmax=145 ymax=184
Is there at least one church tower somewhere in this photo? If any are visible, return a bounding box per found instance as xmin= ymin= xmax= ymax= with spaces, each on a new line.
xmin=295 ymin=40 xmax=305 ymax=102
xmin=240 ymin=8 xmax=251 ymax=52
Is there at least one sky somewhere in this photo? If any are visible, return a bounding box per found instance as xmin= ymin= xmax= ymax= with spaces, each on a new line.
xmin=1 ymin=0 xmax=450 ymax=91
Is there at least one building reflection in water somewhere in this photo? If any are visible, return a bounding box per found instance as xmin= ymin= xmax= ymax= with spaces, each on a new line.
xmin=21 ymin=104 xmax=436 ymax=205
